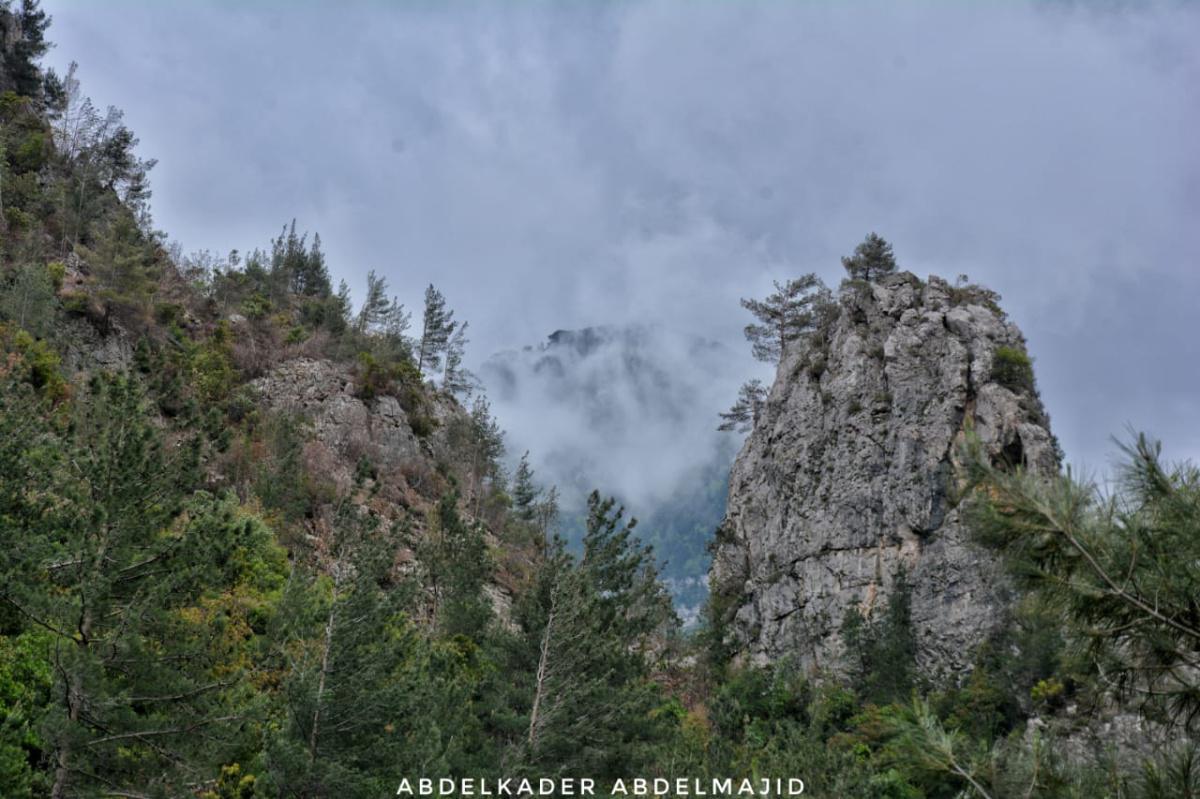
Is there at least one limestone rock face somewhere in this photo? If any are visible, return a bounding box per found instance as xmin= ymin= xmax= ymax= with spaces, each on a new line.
xmin=249 ymin=358 xmax=521 ymax=622
xmin=710 ymin=274 xmax=1058 ymax=677
xmin=250 ymin=358 xmax=426 ymax=488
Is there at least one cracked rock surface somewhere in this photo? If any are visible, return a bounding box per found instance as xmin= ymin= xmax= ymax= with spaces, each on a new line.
xmin=710 ymin=273 xmax=1059 ymax=677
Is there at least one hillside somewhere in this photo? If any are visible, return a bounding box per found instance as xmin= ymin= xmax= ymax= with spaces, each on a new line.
xmin=0 ymin=9 xmax=676 ymax=795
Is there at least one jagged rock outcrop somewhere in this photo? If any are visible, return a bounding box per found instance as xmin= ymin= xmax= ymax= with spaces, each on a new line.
xmin=251 ymin=358 xmax=424 ymax=478
xmin=710 ymin=273 xmax=1059 ymax=677
xmin=249 ymin=358 xmax=528 ymax=628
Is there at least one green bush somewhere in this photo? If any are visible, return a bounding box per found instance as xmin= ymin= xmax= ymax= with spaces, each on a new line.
xmin=4 ymin=328 xmax=68 ymax=402
xmin=991 ymin=345 xmax=1034 ymax=393
xmin=241 ymin=292 xmax=270 ymax=319
xmin=45 ymin=261 xmax=65 ymax=290
xmin=409 ymin=413 xmax=435 ymax=438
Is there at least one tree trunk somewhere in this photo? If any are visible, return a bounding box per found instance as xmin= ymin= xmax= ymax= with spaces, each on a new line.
xmin=527 ymin=589 xmax=558 ymax=750
xmin=309 ymin=575 xmax=341 ymax=763
xmin=51 ymin=527 xmax=108 ymax=799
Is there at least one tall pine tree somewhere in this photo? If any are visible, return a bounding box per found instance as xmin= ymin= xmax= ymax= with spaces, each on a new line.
xmin=417 ymin=284 xmax=456 ymax=378
xmin=740 ymin=274 xmax=828 ymax=363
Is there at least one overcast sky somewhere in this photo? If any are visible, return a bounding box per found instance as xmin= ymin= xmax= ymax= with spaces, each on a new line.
xmin=41 ymin=0 xmax=1200 ymax=475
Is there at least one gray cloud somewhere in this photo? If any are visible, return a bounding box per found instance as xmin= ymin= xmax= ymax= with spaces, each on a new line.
xmin=41 ymin=0 xmax=1200 ymax=473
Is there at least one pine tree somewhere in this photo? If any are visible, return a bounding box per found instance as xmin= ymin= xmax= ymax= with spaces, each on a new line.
xmin=0 ymin=0 xmax=52 ymax=100
xmin=718 ymin=379 xmax=766 ymax=433
xmin=300 ymin=232 xmax=332 ymax=297
xmin=517 ymin=492 xmax=675 ymax=776
xmin=0 ymin=375 xmax=284 ymax=798
xmin=467 ymin=394 xmax=505 ymax=517
xmin=534 ymin=486 xmax=560 ymax=545
xmin=417 ymin=284 xmax=456 ymax=378
xmin=383 ymin=295 xmax=411 ymax=345
xmin=441 ymin=321 xmax=476 ymax=398
xmin=512 ymin=451 xmax=540 ymax=523
xmin=964 ymin=433 xmax=1200 ymax=732
xmin=355 ymin=270 xmax=391 ymax=334
xmin=841 ymin=232 xmax=898 ymax=282
xmin=322 ymin=278 xmax=352 ymax=334
xmin=415 ymin=493 xmax=492 ymax=639
xmin=266 ymin=500 xmax=435 ymax=797
xmin=740 ymin=274 xmax=828 ymax=363
xmin=840 ymin=570 xmax=917 ymax=705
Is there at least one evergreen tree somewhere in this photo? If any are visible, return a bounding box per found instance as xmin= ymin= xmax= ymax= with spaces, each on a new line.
xmin=840 ymin=570 xmax=917 ymax=705
xmin=0 ymin=1 xmax=52 ymax=100
xmin=0 ymin=261 xmax=58 ymax=339
xmin=441 ymin=321 xmax=476 ymax=397
xmin=718 ymin=379 xmax=767 ymax=433
xmin=535 ymin=486 xmax=560 ymax=548
xmin=334 ymin=279 xmax=352 ymax=325
xmin=517 ymin=492 xmax=675 ymax=776
xmin=383 ymin=294 xmax=411 ymax=346
xmin=417 ymin=284 xmax=456 ymax=378
xmin=964 ymin=433 xmax=1200 ymax=732
xmin=87 ymin=212 xmax=161 ymax=316
xmin=841 ymin=232 xmax=898 ymax=282
xmin=740 ymin=274 xmax=827 ymax=363
xmin=301 ymin=232 xmax=331 ymax=297
xmin=354 ymin=269 xmax=391 ymax=334
xmin=416 ymin=493 xmax=492 ymax=639
xmin=512 ymin=451 xmax=540 ymax=524
xmin=0 ymin=375 xmax=284 ymax=798
xmin=466 ymin=394 xmax=505 ymax=517
xmin=270 ymin=221 xmax=331 ymax=299
xmin=266 ymin=501 xmax=436 ymax=798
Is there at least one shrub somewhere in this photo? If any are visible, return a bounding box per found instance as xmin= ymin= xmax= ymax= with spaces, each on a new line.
xmin=45 ymin=261 xmax=65 ymax=290
xmin=991 ymin=346 xmax=1034 ymax=393
xmin=409 ymin=413 xmax=435 ymax=438
xmin=1030 ymin=677 xmax=1065 ymax=711
xmin=354 ymin=351 xmax=393 ymax=401
xmin=4 ymin=327 xmax=68 ymax=402
xmin=241 ymin=293 xmax=270 ymax=319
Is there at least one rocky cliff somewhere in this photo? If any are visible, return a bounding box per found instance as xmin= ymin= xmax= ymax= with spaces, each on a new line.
xmin=710 ymin=273 xmax=1059 ymax=677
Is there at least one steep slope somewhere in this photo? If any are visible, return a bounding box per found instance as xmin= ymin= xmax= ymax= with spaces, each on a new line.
xmin=710 ymin=273 xmax=1059 ymax=676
